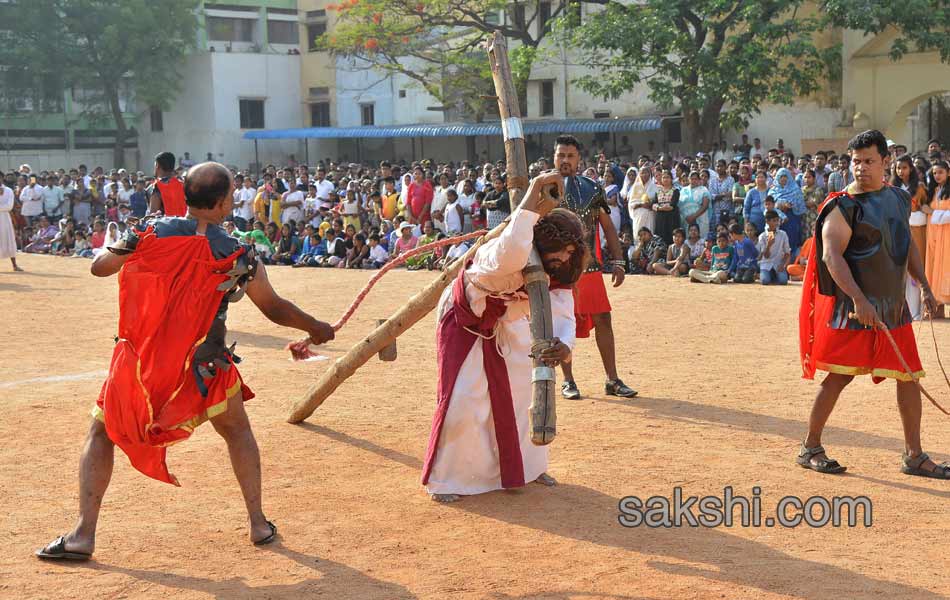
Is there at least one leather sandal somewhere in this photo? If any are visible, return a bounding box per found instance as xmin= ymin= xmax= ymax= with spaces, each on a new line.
xmin=797 ymin=442 xmax=847 ymax=474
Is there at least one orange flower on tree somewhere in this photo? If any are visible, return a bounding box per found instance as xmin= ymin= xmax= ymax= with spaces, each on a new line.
xmin=365 ymin=38 xmax=379 ymax=50
xmin=373 ymin=12 xmax=382 ymax=24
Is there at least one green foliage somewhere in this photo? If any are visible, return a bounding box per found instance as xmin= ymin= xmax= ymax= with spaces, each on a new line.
xmin=4 ymin=0 xmax=199 ymax=161
xmin=559 ymin=0 xmax=950 ymax=145
xmin=320 ymin=0 xmax=587 ymax=120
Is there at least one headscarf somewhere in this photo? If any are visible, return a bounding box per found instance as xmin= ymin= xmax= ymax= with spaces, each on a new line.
xmin=619 ymin=167 xmax=638 ymax=201
xmin=768 ymin=167 xmax=804 ymax=208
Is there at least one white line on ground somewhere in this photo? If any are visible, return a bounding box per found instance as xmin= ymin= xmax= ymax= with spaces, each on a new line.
xmin=0 ymin=370 xmax=109 ymax=389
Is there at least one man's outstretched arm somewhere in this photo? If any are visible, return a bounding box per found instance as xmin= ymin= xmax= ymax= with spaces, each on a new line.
xmin=245 ymin=260 xmax=335 ymax=344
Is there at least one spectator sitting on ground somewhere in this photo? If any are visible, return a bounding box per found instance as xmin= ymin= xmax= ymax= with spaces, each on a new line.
xmin=652 ymin=227 xmax=689 ymax=277
xmin=392 ymin=221 xmax=418 ymax=263
xmin=346 ymin=233 xmax=370 ymax=269
xmin=729 ymin=222 xmax=758 ymax=284
xmin=689 ymin=231 xmax=734 ymax=284
xmin=629 ymin=227 xmax=667 ymax=275
xmin=366 ymin=233 xmax=389 ymax=269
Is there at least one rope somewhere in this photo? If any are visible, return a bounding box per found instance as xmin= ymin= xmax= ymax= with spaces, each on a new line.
xmin=330 ymin=229 xmax=489 ymax=331
xmin=876 ymin=313 xmax=950 ymax=415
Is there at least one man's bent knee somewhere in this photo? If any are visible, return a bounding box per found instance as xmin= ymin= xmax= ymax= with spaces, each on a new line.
xmin=211 ymin=393 xmax=252 ymax=439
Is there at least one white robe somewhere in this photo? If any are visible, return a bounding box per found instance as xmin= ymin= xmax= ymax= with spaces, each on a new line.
xmin=425 ymin=208 xmax=576 ymax=496
xmin=0 ymin=186 xmax=16 ymax=259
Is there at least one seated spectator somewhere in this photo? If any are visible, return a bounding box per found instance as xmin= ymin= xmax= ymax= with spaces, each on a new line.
xmin=651 ymin=227 xmax=689 ymax=276
xmin=270 ymin=223 xmax=299 ymax=266
xmin=24 ymin=216 xmax=58 ymax=253
xmin=787 ymin=235 xmax=814 ymax=281
xmin=89 ymin=221 xmax=106 ymax=255
xmin=684 ymin=223 xmax=704 ymax=266
xmin=729 ymin=223 xmax=758 ymax=284
xmin=319 ymin=227 xmax=347 ymax=267
xmin=392 ymin=221 xmax=418 ymax=262
xmin=346 ymin=233 xmax=370 ymax=268
xmin=293 ymin=232 xmax=326 ymax=268
xmin=629 ymin=227 xmax=667 ymax=274
xmin=366 ymin=233 xmax=389 ymax=269
xmin=689 ymin=231 xmax=734 ymax=284
xmin=406 ymin=220 xmax=438 ymax=270
xmin=757 ymin=209 xmax=791 ymax=285
xmin=72 ymin=231 xmax=95 ymax=258
xmin=235 ymin=220 xmax=275 ymax=259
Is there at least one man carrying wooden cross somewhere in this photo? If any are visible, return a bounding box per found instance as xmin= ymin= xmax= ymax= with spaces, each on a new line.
xmin=422 ymin=170 xmax=586 ymax=503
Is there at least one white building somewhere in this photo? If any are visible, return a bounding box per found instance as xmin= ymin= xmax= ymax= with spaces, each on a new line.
xmin=138 ymin=2 xmax=305 ymax=172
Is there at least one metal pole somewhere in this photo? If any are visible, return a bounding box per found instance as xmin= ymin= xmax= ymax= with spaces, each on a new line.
xmin=305 ymin=138 xmax=309 ymax=166
xmin=254 ymin=139 xmax=259 ymax=178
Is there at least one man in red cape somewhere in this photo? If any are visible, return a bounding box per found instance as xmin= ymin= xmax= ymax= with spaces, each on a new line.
xmin=37 ymin=162 xmax=335 ymax=561
xmin=797 ymin=130 xmax=946 ymax=478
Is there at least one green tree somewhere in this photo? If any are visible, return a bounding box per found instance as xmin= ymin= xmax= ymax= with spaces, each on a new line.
xmin=7 ymin=0 xmax=199 ymax=167
xmin=320 ymin=0 xmax=585 ymax=121
xmin=560 ymin=0 xmax=950 ymax=150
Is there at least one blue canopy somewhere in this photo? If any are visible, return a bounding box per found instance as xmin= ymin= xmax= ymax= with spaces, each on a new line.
xmin=243 ymin=116 xmax=663 ymax=140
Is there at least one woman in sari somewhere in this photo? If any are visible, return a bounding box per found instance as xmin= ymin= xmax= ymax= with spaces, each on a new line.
xmin=678 ymin=171 xmax=710 ymax=239
xmin=628 ymin=164 xmax=657 ymax=236
xmin=926 ymin=160 xmax=950 ymax=318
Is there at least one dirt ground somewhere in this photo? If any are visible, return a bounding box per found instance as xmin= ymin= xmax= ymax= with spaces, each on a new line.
xmin=2 ymin=253 xmax=950 ymax=600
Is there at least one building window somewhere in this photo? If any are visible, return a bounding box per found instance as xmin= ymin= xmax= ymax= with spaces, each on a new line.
xmin=398 ymin=89 xmax=406 ymax=98
xmin=485 ymin=10 xmax=500 ymax=25
xmin=150 ymin=107 xmax=164 ymax=132
xmin=207 ymin=16 xmax=255 ymax=42
xmin=311 ymin=102 xmax=330 ymax=127
xmin=538 ymin=2 xmax=552 ymax=33
xmin=267 ymin=20 xmax=299 ymax=44
xmin=239 ymin=99 xmax=265 ymax=129
xmin=593 ymin=110 xmax=610 ymax=119
xmin=540 ymin=81 xmax=554 ymax=117
xmin=307 ymin=23 xmax=326 ymax=51
xmin=360 ymin=103 xmax=375 ymax=126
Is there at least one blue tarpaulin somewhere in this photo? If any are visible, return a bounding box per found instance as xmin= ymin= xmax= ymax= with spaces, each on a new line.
xmin=242 ymin=117 xmax=663 ymax=140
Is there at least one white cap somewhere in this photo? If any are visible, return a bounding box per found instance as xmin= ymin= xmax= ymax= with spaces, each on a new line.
xmin=886 ymin=139 xmax=896 ymax=148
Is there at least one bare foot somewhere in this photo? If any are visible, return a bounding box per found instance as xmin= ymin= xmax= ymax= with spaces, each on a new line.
xmin=534 ymin=472 xmax=557 ymax=486
xmin=430 ymin=493 xmax=461 ymax=503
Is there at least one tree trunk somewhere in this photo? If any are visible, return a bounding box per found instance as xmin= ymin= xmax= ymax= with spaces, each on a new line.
xmin=700 ymin=101 xmax=724 ymax=154
xmin=682 ymin=107 xmax=703 ymax=151
xmin=106 ymin=86 xmax=127 ymax=169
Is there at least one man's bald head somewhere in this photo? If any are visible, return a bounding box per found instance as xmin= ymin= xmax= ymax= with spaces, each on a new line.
xmin=184 ymin=162 xmax=233 ymax=209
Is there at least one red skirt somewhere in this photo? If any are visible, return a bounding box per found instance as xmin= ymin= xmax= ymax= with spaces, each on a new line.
xmin=573 ymin=271 xmax=612 ymax=338
xmin=800 ymin=229 xmax=924 ymax=384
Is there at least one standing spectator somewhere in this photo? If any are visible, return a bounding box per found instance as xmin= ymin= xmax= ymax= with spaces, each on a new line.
xmin=826 ymin=155 xmax=853 ymax=193
xmin=232 ymin=176 xmax=256 ymax=230
xmin=678 ymin=171 xmax=711 ymax=240
xmin=769 ymin=167 xmax=806 ymax=255
xmin=482 ymin=174 xmax=510 ymax=228
xmin=652 ymin=169 xmax=680 ymax=244
xmin=0 ymin=176 xmax=21 ymax=271
xmin=892 ymin=154 xmax=930 ymax=267
xmin=442 ymin=189 xmax=464 ymax=235
xmin=42 ymin=175 xmax=65 ymax=222
xmin=743 ymin=170 xmax=769 ymax=235
xmin=926 ymin=160 xmax=950 ymax=318
xmin=756 ymin=210 xmax=790 ymax=285
xmin=627 ymin=165 xmax=657 ymax=236
xmin=406 ymin=166 xmax=433 ymax=226
xmin=340 ymin=188 xmax=361 ymax=230
xmin=431 ymin=173 xmax=453 ymax=233
xmin=313 ymin=167 xmax=335 ymax=207
xmin=280 ymin=181 xmax=305 ymax=227
xmin=129 ymin=180 xmax=148 ymax=218
xmin=708 ymin=160 xmax=735 ymax=230
xmin=19 ymin=175 xmax=45 ymax=226
xmin=800 ymin=169 xmax=824 ymax=240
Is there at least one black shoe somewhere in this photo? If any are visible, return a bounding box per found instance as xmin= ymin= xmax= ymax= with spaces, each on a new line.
xmin=561 ymin=380 xmax=581 ymax=400
xmin=605 ymin=378 xmax=638 ymax=398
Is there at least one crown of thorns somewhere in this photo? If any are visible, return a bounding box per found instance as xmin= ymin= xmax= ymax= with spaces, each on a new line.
xmin=534 ymin=216 xmax=585 ymax=248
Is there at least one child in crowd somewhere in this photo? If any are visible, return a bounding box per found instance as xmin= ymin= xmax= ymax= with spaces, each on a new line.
xmin=684 ymin=223 xmax=704 ymax=266
xmin=470 ymin=191 xmax=486 ymax=231
xmin=787 ymin=235 xmax=813 ymax=281
xmin=293 ymin=233 xmax=326 ymax=267
xmin=757 ymin=209 xmax=791 ymax=285
xmin=689 ymin=231 xmax=733 ymax=284
xmin=629 ymin=227 xmax=667 ymax=275
xmin=763 ymin=195 xmax=787 ymax=225
xmin=729 ymin=222 xmax=758 ymax=283
xmin=72 ymin=231 xmax=95 ymax=258
xmin=651 ymin=227 xmax=689 ymax=276
xmin=442 ymin=189 xmax=464 ymax=235
xmin=366 ymin=234 xmax=389 ymax=269
xmin=693 ymin=237 xmax=714 ymax=270
xmin=316 ymin=227 xmax=347 ymax=267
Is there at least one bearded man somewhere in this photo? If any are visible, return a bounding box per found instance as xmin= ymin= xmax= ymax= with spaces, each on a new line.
xmin=422 ymin=171 xmax=585 ymax=502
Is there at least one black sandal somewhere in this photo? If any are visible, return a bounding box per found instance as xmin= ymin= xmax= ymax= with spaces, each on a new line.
xmin=35 ymin=535 xmax=92 ymax=561
xmin=901 ymin=452 xmax=950 ymax=479
xmin=253 ymin=521 xmax=278 ymax=546
xmin=797 ymin=442 xmax=847 ymax=474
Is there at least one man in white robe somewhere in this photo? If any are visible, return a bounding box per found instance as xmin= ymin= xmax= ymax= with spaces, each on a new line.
xmin=421 ymin=172 xmax=587 ymax=502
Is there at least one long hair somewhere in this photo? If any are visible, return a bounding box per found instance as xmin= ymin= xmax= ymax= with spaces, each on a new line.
xmin=890 ymin=154 xmax=919 ymax=191
xmin=931 ymin=160 xmax=950 ymax=201
xmin=533 ymin=208 xmax=590 ymax=285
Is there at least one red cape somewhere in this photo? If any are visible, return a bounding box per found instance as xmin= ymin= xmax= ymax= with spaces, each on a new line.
xmin=96 ymin=227 xmax=246 ymax=485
